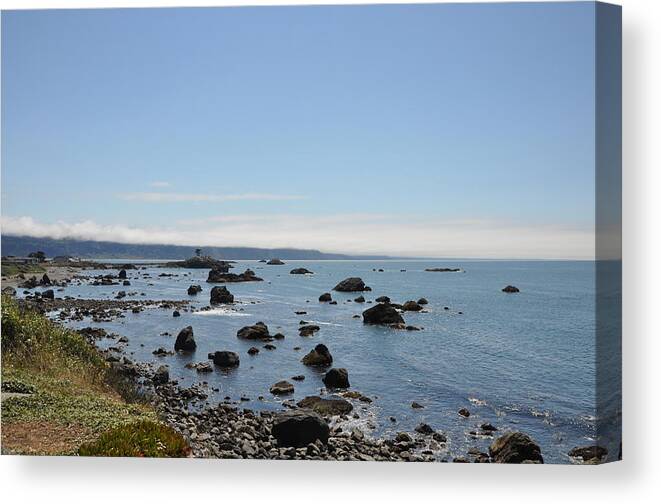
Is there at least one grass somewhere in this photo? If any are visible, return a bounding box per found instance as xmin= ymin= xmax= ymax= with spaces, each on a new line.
xmin=79 ymin=420 xmax=190 ymax=457
xmin=1 ymin=295 xmax=188 ymax=456
xmin=1 ymin=262 xmax=45 ymax=277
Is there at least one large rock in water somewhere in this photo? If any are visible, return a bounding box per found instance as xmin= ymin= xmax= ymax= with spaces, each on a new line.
xmin=237 ymin=322 xmax=270 ymax=340
xmin=210 ymin=286 xmax=234 ymax=305
xmin=301 ymin=344 xmax=333 ymax=366
xmin=271 ymin=410 xmax=330 ymax=447
xmin=333 ymin=277 xmax=367 ymax=292
xmin=489 ymin=432 xmax=543 ymax=463
xmin=290 ymin=268 xmax=313 ymax=275
xmin=362 ymin=303 xmax=405 ymax=325
xmin=118 ymin=269 xmax=127 ymax=279
xmin=322 ymin=368 xmax=350 ymax=389
xmin=207 ymin=268 xmax=263 ymax=283
xmin=297 ymin=396 xmax=353 ymax=416
xmin=266 ymin=258 xmax=285 ymax=265
xmin=174 ymin=326 xmax=196 ymax=352
xmin=187 ymin=284 xmax=202 ymax=295
xmin=211 ymin=351 xmax=240 ymax=368
xmin=402 ymin=300 xmax=423 ymax=312
xmin=502 ymin=285 xmax=520 ymax=293
xmin=269 ymin=380 xmax=294 ymax=395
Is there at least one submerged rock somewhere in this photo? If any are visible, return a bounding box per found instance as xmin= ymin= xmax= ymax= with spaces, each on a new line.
xmin=362 ymin=303 xmax=405 ymax=325
xmin=322 ymin=368 xmax=350 ymax=389
xmin=210 ymin=286 xmax=234 ymax=305
xmin=290 ymin=268 xmax=313 ymax=274
xmin=174 ymin=326 xmax=196 ymax=352
xmin=271 ymin=410 xmax=330 ymax=447
xmin=425 ymin=268 xmax=461 ymax=272
xmin=333 ymin=277 xmax=367 ymax=292
xmin=502 ymin=285 xmax=520 ymax=293
xmin=489 ymin=432 xmax=543 ymax=463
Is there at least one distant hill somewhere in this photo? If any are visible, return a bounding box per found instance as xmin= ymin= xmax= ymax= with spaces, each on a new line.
xmin=0 ymin=235 xmax=390 ymax=261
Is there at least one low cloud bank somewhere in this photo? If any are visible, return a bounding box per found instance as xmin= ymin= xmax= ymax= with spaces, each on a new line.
xmin=1 ymin=214 xmax=595 ymax=259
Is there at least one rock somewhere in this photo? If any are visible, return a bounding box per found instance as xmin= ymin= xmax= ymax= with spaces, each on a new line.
xmin=502 ymin=285 xmax=520 ymax=293
xmin=271 ymin=410 xmax=330 ymax=447
xmin=290 ymin=268 xmax=313 ymax=274
xmin=266 ymin=258 xmax=285 ymax=265
xmin=402 ymin=300 xmax=423 ymax=311
xmin=153 ymin=365 xmax=169 ymax=385
xmin=481 ymin=423 xmax=498 ymax=432
xmin=118 ymin=269 xmax=127 ymax=279
xmin=187 ymin=284 xmax=202 ymax=295
xmin=247 ymin=347 xmax=260 ymax=355
xmin=417 ymin=298 xmax=428 ymax=305
xmin=2 ymin=286 xmax=16 ymax=296
xmin=207 ymin=268 xmax=263 ymax=283
xmin=210 ymin=286 xmax=234 ymax=305
xmin=41 ymin=289 xmax=55 ymax=300
xmin=414 ymin=423 xmax=435 ymax=435
xmin=425 ymin=268 xmax=461 ymax=272
xmin=273 ymin=332 xmax=285 ymax=340
xmin=122 ymin=280 xmax=131 ymax=286
xmin=319 ymin=292 xmax=332 ymax=302
xmin=291 ymin=375 xmax=305 ymax=381
xmin=237 ymin=322 xmax=270 ymax=340
xmin=375 ymin=296 xmax=391 ymax=303
xmin=568 ymin=446 xmax=608 ymax=462
xmin=333 ymin=277 xmax=367 ymax=292
xmin=458 ymin=408 xmax=470 ymax=417
xmin=194 ymin=362 xmax=213 ymax=373
xmin=432 ymin=432 xmax=447 ymax=443
xmin=489 ymin=432 xmax=543 ymax=463
xmin=362 ymin=303 xmax=405 ymax=325
xmin=301 ymin=344 xmax=333 ymax=366
xmin=212 ymin=351 xmax=240 ymax=368
xmin=354 ymin=295 xmax=365 ymax=303
xmin=172 ymin=310 xmax=180 ymax=317
xmin=297 ymin=396 xmax=353 ymax=416
xmin=263 ymin=343 xmax=276 ymax=350
xmin=18 ymin=276 xmax=38 ymax=289
xmin=396 ymin=432 xmax=412 ymax=443
xmin=322 ymin=368 xmax=350 ymax=389
xmin=269 ymin=380 xmax=294 ymax=395
xmin=174 ymin=326 xmax=196 ymax=352
xmin=152 ymin=347 xmax=172 ymax=356
xmin=299 ymin=324 xmax=320 ymax=337
xmin=40 ymin=273 xmax=51 ymax=285
xmin=411 ymin=401 xmax=424 ymax=409
xmin=405 ymin=326 xmax=421 ymax=331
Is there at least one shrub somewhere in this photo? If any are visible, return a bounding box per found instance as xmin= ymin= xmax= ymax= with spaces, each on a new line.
xmin=78 ymin=421 xmax=190 ymax=458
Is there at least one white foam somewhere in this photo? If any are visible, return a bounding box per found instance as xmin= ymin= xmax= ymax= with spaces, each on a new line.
xmin=193 ymin=308 xmax=252 ymax=317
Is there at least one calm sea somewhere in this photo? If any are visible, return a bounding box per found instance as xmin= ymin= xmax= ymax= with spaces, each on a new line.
xmin=28 ymin=259 xmax=622 ymax=463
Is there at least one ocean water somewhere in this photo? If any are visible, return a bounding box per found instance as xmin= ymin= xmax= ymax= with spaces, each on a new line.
xmin=28 ymin=260 xmax=621 ymax=463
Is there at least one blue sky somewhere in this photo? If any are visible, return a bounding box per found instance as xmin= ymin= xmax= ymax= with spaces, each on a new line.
xmin=1 ymin=3 xmax=597 ymax=258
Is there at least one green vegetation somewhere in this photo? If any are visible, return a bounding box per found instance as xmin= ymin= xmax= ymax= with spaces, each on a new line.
xmin=1 ymin=261 xmax=45 ymax=276
xmin=1 ymin=295 xmax=185 ymax=456
xmin=78 ymin=420 xmax=190 ymax=457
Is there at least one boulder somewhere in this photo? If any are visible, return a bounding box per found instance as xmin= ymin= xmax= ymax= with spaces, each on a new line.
xmin=247 ymin=347 xmax=260 ymax=355
xmin=41 ymin=289 xmax=55 ymax=300
xmin=417 ymin=298 xmax=429 ymax=305
xmin=269 ymin=380 xmax=294 ymax=395
xmin=354 ymin=295 xmax=365 ymax=303
xmin=333 ymin=277 xmax=367 ymax=292
xmin=458 ymin=408 xmax=470 ymax=418
xmin=210 ymin=286 xmax=234 ymax=305
xmin=271 ymin=409 xmax=330 ymax=447
xmin=153 ymin=365 xmax=169 ymax=385
xmin=187 ymin=284 xmax=202 ymax=295
xmin=40 ymin=273 xmax=51 ymax=285
xmin=237 ymin=322 xmax=270 ymax=340
xmin=375 ymin=296 xmax=391 ymax=303
xmin=207 ymin=268 xmax=263 ymax=283
xmin=266 ymin=258 xmax=285 ymax=265
xmin=568 ymin=445 xmax=608 ymax=462
xmin=299 ymin=324 xmax=320 ymax=337
xmin=301 ymin=344 xmax=333 ymax=366
xmin=322 ymin=368 xmax=350 ymax=389
xmin=174 ymin=326 xmax=196 ymax=352
xmin=290 ymin=268 xmax=313 ymax=275
xmin=319 ymin=292 xmax=332 ymax=302
xmin=489 ymin=432 xmax=543 ymax=463
xmin=118 ymin=269 xmax=127 ymax=279
xmin=212 ymin=351 xmax=240 ymax=368
xmin=414 ymin=423 xmax=435 ymax=435
xmin=172 ymin=310 xmax=180 ymax=317
xmin=402 ymin=300 xmax=423 ymax=312
xmin=502 ymin=285 xmax=520 ymax=293
xmin=362 ymin=303 xmax=405 ymax=325
xmin=297 ymin=396 xmax=353 ymax=416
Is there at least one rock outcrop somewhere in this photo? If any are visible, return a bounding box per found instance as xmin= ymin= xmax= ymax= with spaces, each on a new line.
xmin=362 ymin=303 xmax=405 ymax=325
xmin=333 ymin=277 xmax=367 ymax=292
xmin=174 ymin=326 xmax=196 ymax=352
xmin=237 ymin=322 xmax=270 ymax=340
xmin=301 ymin=344 xmax=333 ymax=366
xmin=210 ymin=286 xmax=234 ymax=305
xmin=211 ymin=351 xmax=240 ymax=368
xmin=322 ymin=368 xmax=350 ymax=389
xmin=489 ymin=432 xmax=543 ymax=463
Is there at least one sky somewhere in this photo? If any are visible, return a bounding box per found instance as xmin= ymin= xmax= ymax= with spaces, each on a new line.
xmin=1 ymin=3 xmax=598 ymax=259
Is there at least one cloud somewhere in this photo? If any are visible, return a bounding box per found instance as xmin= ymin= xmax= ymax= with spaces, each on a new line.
xmin=1 ymin=214 xmax=596 ymax=259
xmin=116 ymin=192 xmax=309 ymax=203
xmin=149 ymin=181 xmax=171 ymax=188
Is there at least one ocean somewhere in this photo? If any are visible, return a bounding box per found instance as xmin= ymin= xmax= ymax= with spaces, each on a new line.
xmin=25 ymin=259 xmax=621 ymax=463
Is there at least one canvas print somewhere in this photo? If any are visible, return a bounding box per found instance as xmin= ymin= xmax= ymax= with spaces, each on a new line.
xmin=0 ymin=2 xmax=621 ymax=464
